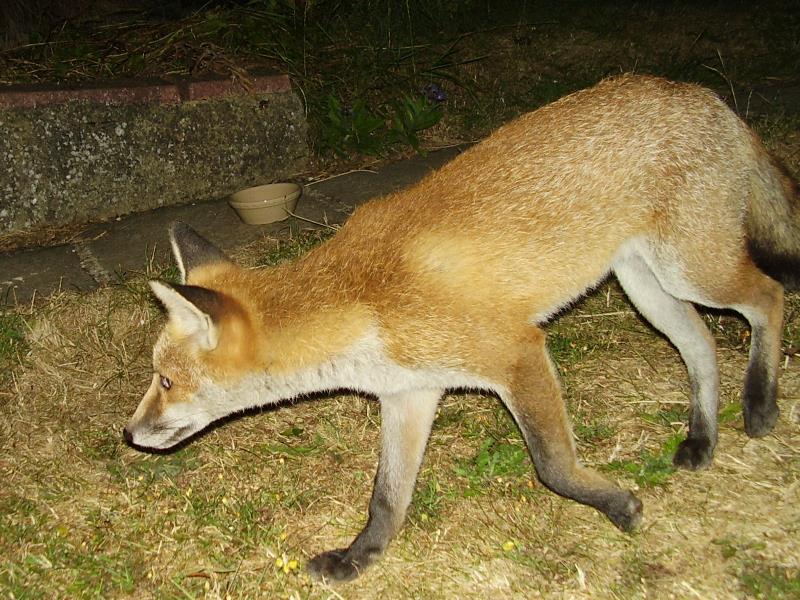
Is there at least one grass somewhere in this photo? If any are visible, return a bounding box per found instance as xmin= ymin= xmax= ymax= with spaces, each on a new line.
xmin=605 ymin=434 xmax=682 ymax=488
xmin=453 ymin=438 xmax=531 ymax=494
xmin=0 ymin=311 xmax=26 ymax=376
xmin=1 ymin=232 xmax=798 ymax=598
xmin=740 ymin=564 xmax=800 ymax=599
xmin=257 ymin=228 xmax=335 ymax=267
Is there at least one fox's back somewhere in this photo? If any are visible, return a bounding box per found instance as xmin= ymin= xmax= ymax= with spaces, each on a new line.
xmin=318 ymin=76 xmax=758 ymax=316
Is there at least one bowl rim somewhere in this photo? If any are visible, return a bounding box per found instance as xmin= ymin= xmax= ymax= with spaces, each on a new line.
xmin=229 ymin=182 xmax=302 ymax=207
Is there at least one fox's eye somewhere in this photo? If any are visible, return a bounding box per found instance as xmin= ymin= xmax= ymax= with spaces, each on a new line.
xmin=159 ymin=375 xmax=172 ymax=390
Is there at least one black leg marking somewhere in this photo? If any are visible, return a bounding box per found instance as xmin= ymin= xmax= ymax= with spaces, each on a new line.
xmin=308 ymin=389 xmax=440 ymax=582
xmin=307 ymin=550 xmax=362 ymax=583
xmin=605 ymin=492 xmax=644 ymax=533
xmin=673 ymin=437 xmax=714 ymax=470
xmin=673 ymin=393 xmax=715 ymax=469
xmin=743 ymin=343 xmax=779 ymax=437
xmin=732 ymin=277 xmax=784 ymax=438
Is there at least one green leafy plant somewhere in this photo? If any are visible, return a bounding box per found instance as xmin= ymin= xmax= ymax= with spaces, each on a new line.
xmin=387 ymin=94 xmax=443 ymax=154
xmin=319 ymin=91 xmax=444 ymax=157
xmin=320 ymin=96 xmax=387 ymax=157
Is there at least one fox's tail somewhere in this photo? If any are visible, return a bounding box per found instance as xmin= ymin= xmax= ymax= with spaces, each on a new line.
xmin=746 ymin=153 xmax=800 ymax=290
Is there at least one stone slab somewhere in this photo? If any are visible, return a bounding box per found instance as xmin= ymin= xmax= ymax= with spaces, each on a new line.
xmin=1 ymin=243 xmax=97 ymax=304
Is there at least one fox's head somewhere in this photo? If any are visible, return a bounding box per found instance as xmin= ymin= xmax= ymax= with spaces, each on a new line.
xmin=123 ymin=222 xmax=259 ymax=450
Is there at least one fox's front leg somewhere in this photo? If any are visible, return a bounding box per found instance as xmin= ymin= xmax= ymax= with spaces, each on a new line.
xmin=308 ymin=388 xmax=441 ymax=582
xmin=505 ymin=326 xmax=644 ymax=531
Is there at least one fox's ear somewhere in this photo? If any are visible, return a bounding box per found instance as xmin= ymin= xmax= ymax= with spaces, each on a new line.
xmin=149 ymin=281 xmax=223 ymax=351
xmin=169 ymin=221 xmax=231 ymax=284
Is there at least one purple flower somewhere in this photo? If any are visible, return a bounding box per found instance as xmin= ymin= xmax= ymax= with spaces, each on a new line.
xmin=423 ymin=83 xmax=448 ymax=103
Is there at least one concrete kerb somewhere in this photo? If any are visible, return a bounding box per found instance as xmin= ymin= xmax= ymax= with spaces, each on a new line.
xmin=0 ymin=75 xmax=293 ymax=109
xmin=0 ymin=145 xmax=467 ymax=306
xmin=0 ymin=73 xmax=309 ymax=236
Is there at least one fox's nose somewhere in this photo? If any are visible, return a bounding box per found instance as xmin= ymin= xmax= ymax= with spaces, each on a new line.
xmin=122 ymin=427 xmax=133 ymax=445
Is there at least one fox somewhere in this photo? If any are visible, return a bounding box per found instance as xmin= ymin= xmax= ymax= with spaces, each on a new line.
xmin=124 ymin=74 xmax=799 ymax=582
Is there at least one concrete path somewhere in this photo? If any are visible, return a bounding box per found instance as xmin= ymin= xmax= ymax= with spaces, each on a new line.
xmin=0 ymin=146 xmax=464 ymax=306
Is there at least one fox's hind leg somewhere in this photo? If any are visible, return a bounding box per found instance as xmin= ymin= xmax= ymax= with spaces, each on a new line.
xmin=727 ymin=268 xmax=784 ymax=437
xmin=308 ymin=388 xmax=441 ymax=582
xmin=613 ymin=253 xmax=719 ymax=469
xmin=502 ymin=327 xmax=643 ymax=532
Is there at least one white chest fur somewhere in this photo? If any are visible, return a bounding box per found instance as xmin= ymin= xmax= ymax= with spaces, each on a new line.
xmin=196 ymin=329 xmax=503 ymax=421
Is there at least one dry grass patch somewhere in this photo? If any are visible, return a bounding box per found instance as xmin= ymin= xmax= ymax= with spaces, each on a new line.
xmin=1 ymin=239 xmax=799 ymax=599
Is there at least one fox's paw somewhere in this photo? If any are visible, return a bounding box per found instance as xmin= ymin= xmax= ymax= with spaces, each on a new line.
xmin=606 ymin=491 xmax=643 ymax=533
xmin=744 ymin=403 xmax=779 ymax=438
xmin=307 ymin=549 xmax=361 ymax=583
xmin=673 ymin=437 xmax=714 ymax=470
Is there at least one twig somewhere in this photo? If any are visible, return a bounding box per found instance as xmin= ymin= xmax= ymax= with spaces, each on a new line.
xmin=304 ymin=169 xmax=378 ymax=186
xmin=702 ymin=50 xmax=738 ymax=113
xmin=285 ymin=210 xmax=339 ymax=231
xmin=575 ymin=310 xmax=634 ymax=319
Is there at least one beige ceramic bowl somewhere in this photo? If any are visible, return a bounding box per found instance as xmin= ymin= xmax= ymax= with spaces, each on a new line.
xmin=228 ymin=182 xmax=302 ymax=224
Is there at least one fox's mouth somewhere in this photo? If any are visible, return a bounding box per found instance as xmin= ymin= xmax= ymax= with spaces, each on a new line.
xmin=123 ymin=421 xmax=199 ymax=450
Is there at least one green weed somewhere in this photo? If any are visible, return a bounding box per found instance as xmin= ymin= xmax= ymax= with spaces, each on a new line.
xmin=320 ymin=96 xmax=387 ymax=157
xmin=433 ymin=403 xmax=466 ymax=430
xmin=454 ymin=438 xmax=530 ymax=494
xmin=605 ymin=433 xmax=682 ymax=487
xmin=82 ymin=427 xmax=125 ymax=461
xmin=0 ymin=493 xmax=146 ymax=597
xmin=574 ymin=418 xmax=616 ymax=443
xmin=259 ymin=433 xmax=325 ymax=459
xmin=409 ymin=473 xmax=446 ymax=526
xmin=719 ymin=401 xmax=743 ymax=425
xmin=0 ymin=494 xmax=42 ymax=546
xmin=387 ymin=94 xmax=444 ymax=154
xmin=740 ymin=565 xmax=800 ymax=599
xmin=0 ymin=311 xmax=26 ymax=374
xmin=641 ymin=406 xmax=687 ymax=428
xmin=547 ymin=324 xmax=604 ymax=368
xmin=107 ymin=446 xmax=200 ymax=485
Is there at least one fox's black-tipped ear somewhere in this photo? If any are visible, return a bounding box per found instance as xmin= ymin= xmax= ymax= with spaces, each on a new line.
xmin=149 ymin=281 xmax=221 ymax=351
xmin=169 ymin=221 xmax=232 ymax=284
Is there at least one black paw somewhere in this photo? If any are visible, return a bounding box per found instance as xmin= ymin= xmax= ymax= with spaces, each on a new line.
xmin=744 ymin=403 xmax=779 ymax=438
xmin=606 ymin=491 xmax=643 ymax=533
xmin=673 ymin=437 xmax=714 ymax=470
xmin=307 ymin=549 xmax=361 ymax=583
